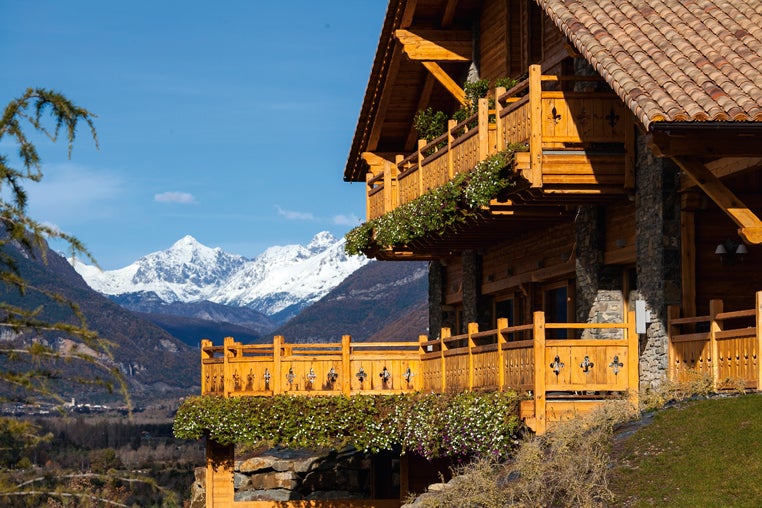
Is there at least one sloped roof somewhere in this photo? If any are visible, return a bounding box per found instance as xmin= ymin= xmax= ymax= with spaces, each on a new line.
xmin=537 ymin=0 xmax=762 ymax=130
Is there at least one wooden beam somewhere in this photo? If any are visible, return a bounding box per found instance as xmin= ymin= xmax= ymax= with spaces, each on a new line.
xmin=679 ymin=157 xmax=762 ymax=191
xmin=361 ymin=152 xmax=395 ymax=169
xmin=422 ymin=61 xmax=466 ymax=105
xmin=367 ymin=45 xmax=405 ymax=150
xmin=673 ymin=157 xmax=762 ymax=244
xmin=441 ymin=0 xmax=459 ymax=27
xmin=649 ymin=129 xmax=762 ymax=157
xmin=395 ymin=29 xmax=471 ymax=61
xmin=399 ymin=0 xmax=417 ymax=29
xmin=680 ymin=193 xmax=696 ymax=319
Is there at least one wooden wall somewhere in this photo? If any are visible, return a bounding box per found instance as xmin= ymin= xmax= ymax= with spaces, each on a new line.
xmin=479 ymin=0 xmax=564 ymax=83
xmin=481 ymin=222 xmax=575 ymax=294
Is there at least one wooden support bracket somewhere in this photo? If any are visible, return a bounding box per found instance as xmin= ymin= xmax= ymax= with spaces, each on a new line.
xmin=394 ymin=29 xmax=471 ymax=61
xmin=421 ymin=61 xmax=466 ymax=105
xmin=673 ymin=157 xmax=762 ymax=244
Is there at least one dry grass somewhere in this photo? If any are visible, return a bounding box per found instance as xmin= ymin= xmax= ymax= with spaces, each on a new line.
xmin=406 ymin=400 xmax=637 ymax=508
xmin=639 ymin=369 xmax=714 ymax=411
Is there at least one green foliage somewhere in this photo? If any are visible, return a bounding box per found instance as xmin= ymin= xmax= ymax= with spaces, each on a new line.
xmin=345 ymin=145 xmax=527 ymax=256
xmin=0 ymin=418 xmax=52 ymax=468
xmin=413 ymin=107 xmax=449 ymax=142
xmin=173 ymin=391 xmax=520 ymax=460
xmin=494 ymin=76 xmax=518 ymax=91
xmin=0 ymin=88 xmax=131 ymax=409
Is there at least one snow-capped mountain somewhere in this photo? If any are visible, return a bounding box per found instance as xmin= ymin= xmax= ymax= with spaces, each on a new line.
xmin=70 ymin=232 xmax=371 ymax=319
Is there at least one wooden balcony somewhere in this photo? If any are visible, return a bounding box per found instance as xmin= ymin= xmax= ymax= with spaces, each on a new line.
xmin=201 ymin=311 xmax=639 ymax=435
xmin=365 ymin=64 xmax=633 ymax=221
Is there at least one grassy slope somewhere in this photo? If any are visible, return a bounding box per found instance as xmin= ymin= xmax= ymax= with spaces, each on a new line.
xmin=610 ymin=394 xmax=762 ymax=507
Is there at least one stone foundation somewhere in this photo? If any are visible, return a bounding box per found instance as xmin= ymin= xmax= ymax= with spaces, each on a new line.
xmin=233 ymin=447 xmax=379 ymax=502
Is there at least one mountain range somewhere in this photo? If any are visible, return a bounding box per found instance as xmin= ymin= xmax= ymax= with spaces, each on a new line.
xmin=69 ymin=232 xmax=429 ymax=347
xmin=0 ymin=231 xmax=429 ymax=404
xmin=71 ymin=232 xmax=370 ymax=325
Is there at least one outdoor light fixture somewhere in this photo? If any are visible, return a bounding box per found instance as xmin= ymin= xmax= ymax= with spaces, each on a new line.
xmin=715 ymin=239 xmax=748 ymax=265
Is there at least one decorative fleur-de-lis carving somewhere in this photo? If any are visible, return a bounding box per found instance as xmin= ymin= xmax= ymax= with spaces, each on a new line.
xmin=550 ymin=355 xmax=565 ymax=375
xmin=404 ymin=367 xmax=414 ymax=384
xmin=306 ymin=368 xmax=317 ymax=387
xmin=286 ymin=368 xmax=296 ymax=386
xmin=606 ymin=108 xmax=620 ymax=128
xmin=580 ymin=355 xmax=595 ymax=373
xmin=379 ymin=366 xmax=391 ymax=386
xmin=246 ymin=369 xmax=255 ymax=390
xmin=356 ymin=366 xmax=367 ymax=383
xmin=609 ymin=355 xmax=624 ymax=375
xmin=232 ymin=370 xmax=241 ymax=390
xmin=327 ymin=367 xmax=338 ymax=385
xmin=263 ymin=368 xmax=271 ymax=388
xmin=550 ymin=105 xmax=562 ymax=124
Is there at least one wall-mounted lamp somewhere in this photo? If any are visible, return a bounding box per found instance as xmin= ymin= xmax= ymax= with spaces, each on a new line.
xmin=715 ymin=239 xmax=748 ymax=265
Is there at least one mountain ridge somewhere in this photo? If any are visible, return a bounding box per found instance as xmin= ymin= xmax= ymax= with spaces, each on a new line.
xmin=70 ymin=232 xmax=371 ymax=320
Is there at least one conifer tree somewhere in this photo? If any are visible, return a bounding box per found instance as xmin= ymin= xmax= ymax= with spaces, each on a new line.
xmin=0 ymin=88 xmax=126 ymax=403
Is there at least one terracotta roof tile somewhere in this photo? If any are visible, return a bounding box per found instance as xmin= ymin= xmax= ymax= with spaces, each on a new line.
xmin=537 ymin=0 xmax=762 ymax=130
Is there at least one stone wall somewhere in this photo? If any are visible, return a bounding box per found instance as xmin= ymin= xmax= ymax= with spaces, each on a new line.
xmin=635 ymin=132 xmax=681 ymax=390
xmin=233 ymin=447 xmax=381 ymax=502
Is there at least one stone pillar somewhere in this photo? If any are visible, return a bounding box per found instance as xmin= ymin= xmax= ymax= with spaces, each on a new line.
xmin=575 ymin=205 xmax=626 ymax=339
xmin=575 ymin=205 xmax=604 ymax=323
xmin=635 ymin=132 xmax=681 ymax=390
xmin=462 ymin=250 xmax=480 ymax=333
xmin=428 ymin=260 xmax=444 ymax=340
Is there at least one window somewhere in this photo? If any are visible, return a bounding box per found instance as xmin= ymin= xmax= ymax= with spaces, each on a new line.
xmin=543 ymin=280 xmax=573 ymax=338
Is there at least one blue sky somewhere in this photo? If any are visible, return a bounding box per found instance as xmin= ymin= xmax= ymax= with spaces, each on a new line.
xmin=1 ymin=1 xmax=386 ymax=269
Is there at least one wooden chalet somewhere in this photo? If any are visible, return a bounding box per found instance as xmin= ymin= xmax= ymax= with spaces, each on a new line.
xmin=200 ymin=1 xmax=762 ymax=506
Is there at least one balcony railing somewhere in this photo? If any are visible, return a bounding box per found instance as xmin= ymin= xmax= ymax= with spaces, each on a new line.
xmin=365 ymin=64 xmax=633 ymax=221
xmin=668 ymin=291 xmax=762 ymax=390
xmin=201 ymin=311 xmax=639 ymax=434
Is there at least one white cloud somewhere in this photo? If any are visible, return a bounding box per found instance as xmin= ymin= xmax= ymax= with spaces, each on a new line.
xmin=332 ymin=213 xmax=360 ymax=226
xmin=275 ymin=205 xmax=314 ymax=221
xmin=154 ymin=191 xmax=197 ymax=204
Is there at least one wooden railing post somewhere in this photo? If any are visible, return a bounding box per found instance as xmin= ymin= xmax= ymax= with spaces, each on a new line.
xmin=382 ymin=161 xmax=394 ymax=215
xmin=667 ymin=305 xmax=681 ymax=383
xmin=495 ymin=87 xmax=506 ymax=152
xmin=417 ymin=139 xmax=426 ymax=196
xmin=626 ymin=310 xmax=639 ymax=406
xmin=200 ymin=339 xmax=212 ymax=395
xmin=756 ymin=291 xmax=762 ymax=391
xmin=709 ymin=299 xmax=723 ymax=390
xmin=533 ymin=311 xmax=546 ymax=434
xmin=467 ymin=322 xmax=478 ymax=390
xmin=528 ymin=64 xmax=543 ymax=188
xmin=496 ymin=318 xmax=508 ymax=391
xmin=418 ymin=334 xmax=428 ymax=391
xmin=341 ymin=335 xmax=351 ymax=396
xmin=478 ymin=97 xmax=490 ymax=160
xmin=447 ymin=119 xmax=456 ymax=179
xmin=223 ymin=336 xmax=235 ymax=398
xmin=365 ymin=172 xmax=373 ymax=221
xmin=440 ymin=327 xmax=450 ymax=393
xmin=273 ymin=335 xmax=283 ymax=395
